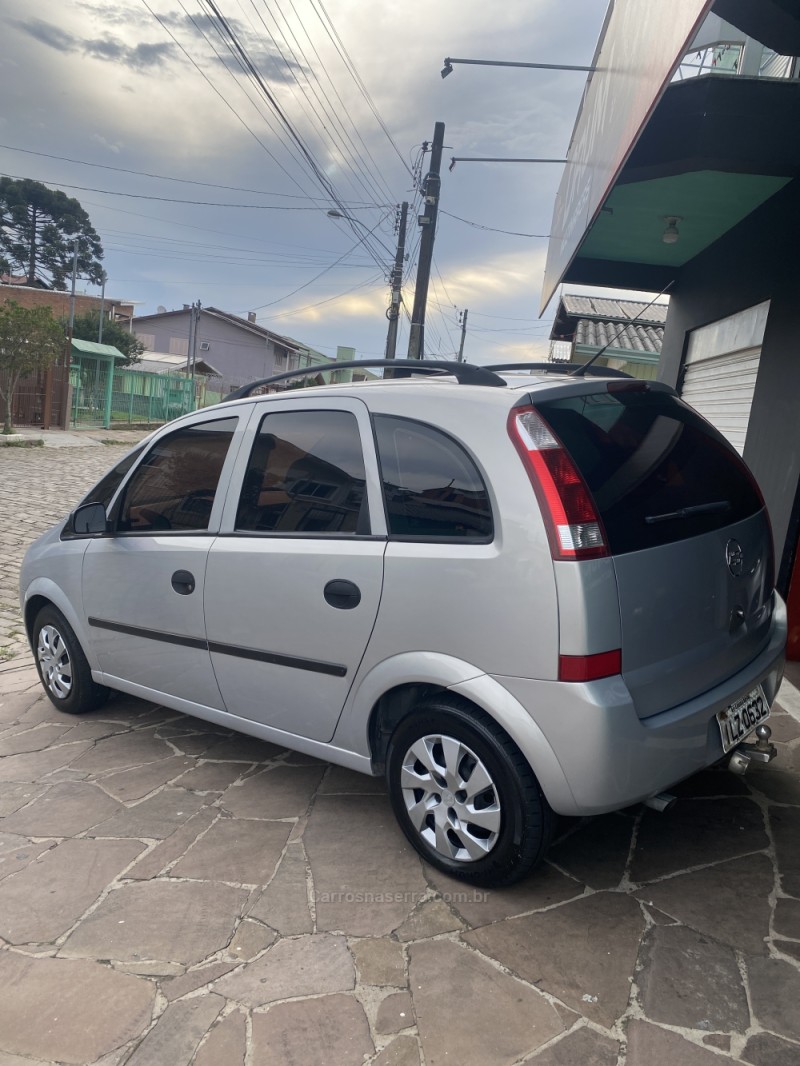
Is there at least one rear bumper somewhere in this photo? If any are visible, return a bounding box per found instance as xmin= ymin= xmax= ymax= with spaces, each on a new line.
xmin=491 ymin=594 xmax=787 ymax=816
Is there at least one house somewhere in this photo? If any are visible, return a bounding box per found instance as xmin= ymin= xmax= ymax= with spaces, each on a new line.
xmin=0 ymin=282 xmax=136 ymax=326
xmin=549 ymin=294 xmax=665 ymax=379
xmin=132 ymin=306 xmax=334 ymax=393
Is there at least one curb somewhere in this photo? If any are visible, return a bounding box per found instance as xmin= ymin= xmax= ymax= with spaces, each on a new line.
xmin=0 ymin=436 xmax=44 ymax=448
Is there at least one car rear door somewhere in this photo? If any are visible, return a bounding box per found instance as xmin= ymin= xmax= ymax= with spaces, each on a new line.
xmin=82 ymin=412 xmax=245 ymax=709
xmin=536 ymin=383 xmax=775 ymax=717
xmin=204 ymin=397 xmax=386 ymax=742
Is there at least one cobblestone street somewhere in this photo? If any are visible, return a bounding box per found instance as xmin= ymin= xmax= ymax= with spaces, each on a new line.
xmin=1 ymin=437 xmax=800 ymax=1065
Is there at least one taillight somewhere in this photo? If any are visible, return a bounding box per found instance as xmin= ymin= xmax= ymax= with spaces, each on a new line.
xmin=508 ymin=405 xmax=609 ymax=560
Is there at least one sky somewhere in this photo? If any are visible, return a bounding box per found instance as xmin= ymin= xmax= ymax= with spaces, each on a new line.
xmin=0 ymin=0 xmax=627 ymax=365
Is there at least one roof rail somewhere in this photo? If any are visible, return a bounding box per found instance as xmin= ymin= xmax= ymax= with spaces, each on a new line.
xmin=224 ymin=359 xmax=507 ymax=400
xmin=486 ymin=361 xmax=633 ymax=379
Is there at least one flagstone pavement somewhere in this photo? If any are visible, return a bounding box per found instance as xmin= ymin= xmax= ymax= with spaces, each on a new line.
xmin=1 ymin=436 xmax=799 ymax=1066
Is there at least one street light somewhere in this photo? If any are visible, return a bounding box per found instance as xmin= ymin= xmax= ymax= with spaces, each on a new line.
xmin=441 ymin=57 xmax=595 ymax=78
xmin=326 ymin=210 xmax=395 ymax=259
xmin=326 ymin=208 xmax=407 ymax=359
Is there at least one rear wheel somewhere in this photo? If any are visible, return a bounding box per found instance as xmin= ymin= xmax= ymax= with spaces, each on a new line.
xmin=386 ymin=697 xmax=554 ymax=887
xmin=33 ymin=606 xmax=109 ymax=715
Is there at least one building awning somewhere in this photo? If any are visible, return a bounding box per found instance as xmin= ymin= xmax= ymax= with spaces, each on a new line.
xmin=540 ymin=0 xmax=714 ymax=312
xmin=543 ymin=0 xmax=800 ymax=307
xmin=560 ymin=74 xmax=800 ymax=293
xmin=71 ymin=339 xmax=126 ymax=360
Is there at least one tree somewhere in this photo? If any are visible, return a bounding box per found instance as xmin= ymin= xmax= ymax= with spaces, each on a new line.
xmin=0 ymin=178 xmax=104 ymax=290
xmin=70 ymin=311 xmax=145 ymax=366
xmin=0 ymin=301 xmax=64 ymax=433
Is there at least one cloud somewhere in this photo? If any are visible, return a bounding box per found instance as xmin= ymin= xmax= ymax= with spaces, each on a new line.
xmin=11 ymin=10 xmax=299 ymax=78
xmin=11 ymin=17 xmax=78 ymax=53
xmin=145 ymin=9 xmax=306 ymax=83
xmin=90 ymin=133 xmax=122 ymax=154
xmin=83 ymin=37 xmax=176 ymax=69
xmin=11 ymin=17 xmax=175 ymax=69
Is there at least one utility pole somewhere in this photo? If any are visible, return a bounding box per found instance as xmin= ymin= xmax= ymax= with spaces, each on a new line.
xmin=64 ymin=239 xmax=79 ymax=368
xmin=188 ymin=301 xmax=201 ymax=386
xmin=457 ymin=308 xmax=469 ymax=361
xmin=98 ymin=271 xmax=107 ymax=344
xmin=385 ymin=202 xmax=408 ymax=359
xmin=408 ymin=121 xmax=445 ymax=360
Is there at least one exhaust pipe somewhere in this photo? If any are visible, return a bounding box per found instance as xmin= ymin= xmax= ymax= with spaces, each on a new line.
xmin=644 ymin=792 xmax=677 ymax=813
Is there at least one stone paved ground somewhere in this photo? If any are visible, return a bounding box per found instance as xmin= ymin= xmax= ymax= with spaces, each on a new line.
xmin=1 ymin=439 xmax=800 ymax=1066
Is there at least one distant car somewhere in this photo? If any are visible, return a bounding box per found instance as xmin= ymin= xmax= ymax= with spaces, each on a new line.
xmin=20 ymin=360 xmax=785 ymax=885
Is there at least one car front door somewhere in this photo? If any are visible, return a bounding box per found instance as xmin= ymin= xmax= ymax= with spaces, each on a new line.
xmin=82 ymin=412 xmax=245 ymax=710
xmin=204 ymin=397 xmax=386 ymax=742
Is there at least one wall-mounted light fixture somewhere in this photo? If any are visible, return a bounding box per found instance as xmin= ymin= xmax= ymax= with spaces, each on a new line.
xmin=662 ymin=216 xmax=682 ymax=244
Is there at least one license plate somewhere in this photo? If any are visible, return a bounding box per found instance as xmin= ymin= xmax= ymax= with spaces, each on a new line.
xmin=716 ymin=685 xmax=770 ymax=753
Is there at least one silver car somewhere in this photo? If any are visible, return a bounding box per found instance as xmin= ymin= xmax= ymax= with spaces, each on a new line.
xmin=20 ymin=360 xmax=786 ymax=886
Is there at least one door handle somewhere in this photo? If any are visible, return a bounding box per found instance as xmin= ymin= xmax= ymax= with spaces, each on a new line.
xmin=324 ymin=579 xmax=361 ymax=610
xmin=171 ymin=569 xmax=196 ymax=595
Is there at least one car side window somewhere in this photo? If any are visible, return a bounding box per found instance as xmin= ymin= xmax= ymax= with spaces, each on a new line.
xmin=116 ymin=417 xmax=238 ymax=533
xmin=374 ymin=415 xmax=493 ymax=540
xmin=235 ymin=409 xmax=368 ymax=534
xmin=80 ymin=444 xmax=146 ymax=509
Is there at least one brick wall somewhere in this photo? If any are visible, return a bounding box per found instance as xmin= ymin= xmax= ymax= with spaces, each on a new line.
xmin=0 ymin=284 xmax=135 ymax=321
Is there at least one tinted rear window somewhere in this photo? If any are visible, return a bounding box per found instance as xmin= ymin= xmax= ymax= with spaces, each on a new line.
xmin=537 ymin=389 xmax=762 ymax=554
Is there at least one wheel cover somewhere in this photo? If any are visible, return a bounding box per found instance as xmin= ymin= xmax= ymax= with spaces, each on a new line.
xmin=37 ymin=624 xmax=72 ymax=700
xmin=400 ymin=734 xmax=502 ymax=863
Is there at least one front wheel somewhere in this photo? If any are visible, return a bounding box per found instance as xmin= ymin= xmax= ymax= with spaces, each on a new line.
xmin=386 ymin=697 xmax=554 ymax=887
xmin=33 ymin=606 xmax=109 ymax=715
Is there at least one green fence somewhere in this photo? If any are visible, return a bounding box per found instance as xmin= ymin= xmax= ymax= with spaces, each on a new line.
xmin=70 ymin=364 xmax=196 ymax=427
xmin=111 ymin=367 xmax=195 ymax=425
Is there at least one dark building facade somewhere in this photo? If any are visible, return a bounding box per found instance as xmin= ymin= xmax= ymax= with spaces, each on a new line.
xmin=543 ymin=0 xmax=800 ymax=600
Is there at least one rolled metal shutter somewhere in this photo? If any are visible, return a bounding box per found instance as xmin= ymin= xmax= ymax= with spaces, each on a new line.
xmin=680 ymin=346 xmax=761 ymax=454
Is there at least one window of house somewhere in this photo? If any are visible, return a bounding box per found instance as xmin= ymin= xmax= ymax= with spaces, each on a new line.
xmin=116 ymin=417 xmax=238 ymax=533
xmin=169 ymin=336 xmax=189 ymax=357
xmin=236 ymin=410 xmax=368 ymax=535
xmin=374 ymin=416 xmax=493 ymax=540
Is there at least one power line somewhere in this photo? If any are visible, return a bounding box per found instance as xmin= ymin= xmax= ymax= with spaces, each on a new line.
xmin=246 ymin=211 xmax=392 ymax=311
xmin=100 ymin=224 xmax=374 ymax=262
xmin=195 ymin=0 xmax=391 ymax=274
xmin=103 ymin=242 xmax=376 ymax=269
xmin=0 ymin=142 xmax=379 ymax=204
xmin=306 ymin=0 xmax=414 ymax=181
xmin=0 ymin=172 xmax=370 ymax=210
xmin=257 ymin=271 xmax=384 ymax=321
xmin=245 ymin=0 xmax=396 ymax=208
xmin=140 ymin=0 xmax=316 ymax=199
xmin=440 ymin=210 xmax=549 ymax=237
xmin=274 ymin=0 xmax=398 ymax=202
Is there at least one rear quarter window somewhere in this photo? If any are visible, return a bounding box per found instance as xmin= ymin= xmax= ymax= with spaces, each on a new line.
xmin=373 ymin=415 xmax=493 ymax=541
xmin=537 ymin=389 xmax=763 ymax=554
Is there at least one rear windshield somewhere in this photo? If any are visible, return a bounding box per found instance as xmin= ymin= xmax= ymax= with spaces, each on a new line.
xmin=536 ymin=388 xmax=763 ymax=554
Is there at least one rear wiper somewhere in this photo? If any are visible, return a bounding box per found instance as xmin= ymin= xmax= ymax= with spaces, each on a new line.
xmin=645 ymin=501 xmax=731 ymax=524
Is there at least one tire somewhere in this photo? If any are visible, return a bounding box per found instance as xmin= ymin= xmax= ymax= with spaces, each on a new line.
xmin=33 ymin=606 xmax=109 ymax=715
xmin=386 ymin=697 xmax=554 ymax=887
